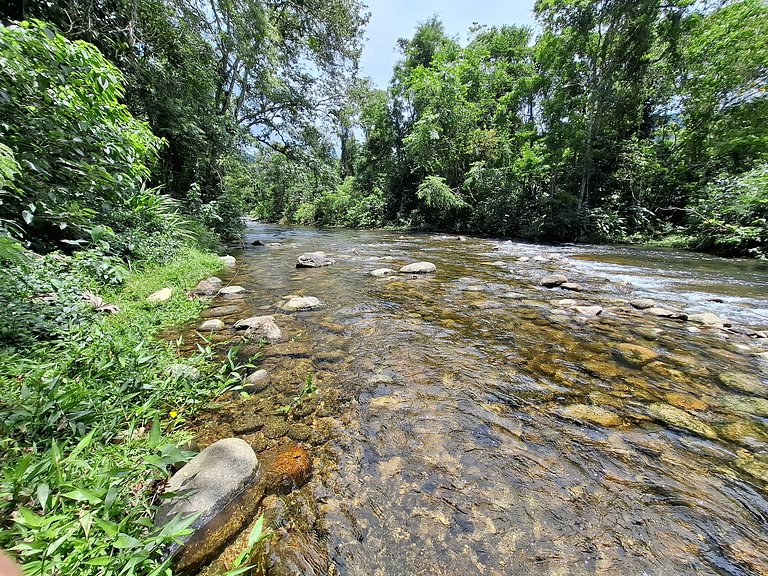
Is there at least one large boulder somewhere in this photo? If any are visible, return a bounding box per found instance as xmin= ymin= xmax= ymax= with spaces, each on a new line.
xmin=399 ymin=262 xmax=436 ymax=274
xmin=154 ymin=438 xmax=263 ymax=574
xmin=281 ymin=296 xmax=322 ymax=312
xmin=220 ymin=255 xmax=236 ymax=267
xmin=235 ymin=315 xmax=282 ymax=342
xmin=541 ymin=274 xmax=568 ymax=288
xmin=296 ymin=252 xmax=335 ymax=268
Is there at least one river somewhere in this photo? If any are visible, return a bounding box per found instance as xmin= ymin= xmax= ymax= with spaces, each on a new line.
xmin=185 ymin=223 xmax=768 ymax=576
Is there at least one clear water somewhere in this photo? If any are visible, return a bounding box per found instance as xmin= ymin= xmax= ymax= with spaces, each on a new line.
xmin=189 ymin=224 xmax=768 ymax=576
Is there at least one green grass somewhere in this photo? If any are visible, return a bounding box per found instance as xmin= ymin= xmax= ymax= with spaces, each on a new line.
xmin=0 ymin=246 xmax=252 ymax=576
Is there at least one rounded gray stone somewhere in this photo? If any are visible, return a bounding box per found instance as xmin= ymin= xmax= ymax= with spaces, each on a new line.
xmin=399 ymin=262 xmax=436 ymax=274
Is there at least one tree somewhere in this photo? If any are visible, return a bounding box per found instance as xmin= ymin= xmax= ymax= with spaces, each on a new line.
xmin=0 ymin=20 xmax=162 ymax=248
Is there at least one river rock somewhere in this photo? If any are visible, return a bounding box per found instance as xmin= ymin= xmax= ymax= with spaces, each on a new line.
xmin=558 ymin=299 xmax=577 ymax=307
xmin=154 ymin=438 xmax=261 ymax=573
xmin=252 ymin=240 xmax=265 ymax=246
xmin=541 ymin=274 xmax=568 ymax=288
xmin=371 ymin=268 xmax=396 ymax=277
xmin=201 ymin=304 xmax=241 ymax=318
xmin=281 ymin=296 xmax=322 ymax=311
xmin=193 ymin=278 xmax=223 ymax=296
xmin=265 ymin=445 xmax=312 ymax=495
xmin=243 ymin=369 xmax=270 ymax=393
xmin=573 ymin=305 xmax=603 ymax=316
xmin=218 ymin=285 xmax=246 ymax=295
xmin=721 ymin=395 xmax=768 ymax=417
xmin=647 ymin=403 xmax=718 ymax=440
xmin=718 ymin=372 xmax=765 ymax=396
xmin=517 ymin=256 xmax=530 ymax=262
xmin=688 ymin=312 xmax=728 ymax=327
xmin=630 ymin=298 xmax=656 ymax=310
xmin=613 ymin=342 xmax=658 ymax=367
xmin=558 ymin=404 xmax=622 ymax=427
xmin=232 ymin=414 xmax=265 ymax=435
xmin=198 ymin=319 xmax=225 ymax=331
xmin=664 ymin=392 xmax=708 ymax=411
xmin=399 ymin=262 xmax=436 ymax=274
xmin=560 ymin=282 xmax=583 ymax=292
xmin=147 ymin=287 xmax=173 ymax=304
xmin=720 ymin=421 xmax=768 ymax=447
xmin=532 ymin=255 xmax=548 ymax=263
xmin=296 ymin=251 xmax=335 ymax=268
xmin=645 ymin=307 xmax=688 ymax=320
xmin=220 ymin=255 xmax=236 ymax=267
xmin=235 ymin=315 xmax=282 ymax=342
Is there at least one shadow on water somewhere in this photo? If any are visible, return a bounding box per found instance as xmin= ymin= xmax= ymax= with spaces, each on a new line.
xmin=182 ymin=224 xmax=768 ymax=576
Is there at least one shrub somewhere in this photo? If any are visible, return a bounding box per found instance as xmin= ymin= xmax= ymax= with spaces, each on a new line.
xmin=0 ymin=20 xmax=162 ymax=248
xmin=688 ymin=163 xmax=768 ymax=257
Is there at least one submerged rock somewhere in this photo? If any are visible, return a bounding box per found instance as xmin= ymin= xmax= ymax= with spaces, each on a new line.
xmin=281 ymin=296 xmax=323 ymax=312
xmin=370 ymin=268 xmax=396 ymax=277
xmin=201 ymin=304 xmax=241 ymax=318
xmin=147 ymin=287 xmax=173 ymax=303
xmin=235 ymin=315 xmax=282 ymax=342
xmin=243 ymin=369 xmax=270 ymax=393
xmin=613 ymin=343 xmax=658 ymax=367
xmin=296 ymin=251 xmax=335 ymax=268
xmin=540 ymin=274 xmax=568 ymax=288
xmin=198 ymin=319 xmax=225 ymax=332
xmin=265 ymin=445 xmax=312 ymax=495
xmin=399 ymin=262 xmax=437 ymax=274
xmin=558 ymin=404 xmax=622 ymax=427
xmin=154 ymin=438 xmax=262 ymax=574
xmin=664 ymin=392 xmax=708 ymax=412
xmin=721 ymin=395 xmax=768 ymax=417
xmin=719 ymin=421 xmax=768 ymax=447
xmin=717 ymin=372 xmax=766 ymax=396
xmin=647 ymin=403 xmax=718 ymax=440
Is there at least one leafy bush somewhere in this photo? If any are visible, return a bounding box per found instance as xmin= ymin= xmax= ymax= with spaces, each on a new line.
xmin=0 ymin=20 xmax=162 ymax=248
xmin=687 ymin=163 xmax=768 ymax=256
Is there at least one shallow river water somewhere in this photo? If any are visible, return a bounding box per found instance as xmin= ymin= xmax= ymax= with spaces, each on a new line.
xmin=183 ymin=224 xmax=768 ymax=576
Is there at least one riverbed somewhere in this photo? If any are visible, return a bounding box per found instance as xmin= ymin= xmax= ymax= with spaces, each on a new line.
xmin=183 ymin=223 xmax=768 ymax=576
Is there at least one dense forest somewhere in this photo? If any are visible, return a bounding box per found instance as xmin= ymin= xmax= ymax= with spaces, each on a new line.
xmin=0 ymin=0 xmax=767 ymax=574
xmin=247 ymin=0 xmax=768 ymax=257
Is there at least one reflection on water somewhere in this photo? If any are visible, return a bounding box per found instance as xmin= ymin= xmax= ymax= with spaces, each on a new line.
xmin=189 ymin=224 xmax=768 ymax=576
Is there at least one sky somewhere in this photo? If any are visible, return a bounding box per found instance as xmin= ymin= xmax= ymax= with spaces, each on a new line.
xmin=359 ymin=0 xmax=539 ymax=88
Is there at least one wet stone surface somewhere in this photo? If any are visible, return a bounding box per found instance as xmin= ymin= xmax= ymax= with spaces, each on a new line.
xmin=171 ymin=224 xmax=768 ymax=576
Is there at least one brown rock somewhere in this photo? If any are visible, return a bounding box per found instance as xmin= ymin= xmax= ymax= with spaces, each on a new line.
xmin=265 ymin=445 xmax=312 ymax=495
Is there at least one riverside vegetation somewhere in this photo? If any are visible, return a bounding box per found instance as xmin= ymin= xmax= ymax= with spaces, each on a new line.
xmin=1 ymin=0 xmax=767 ymax=575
